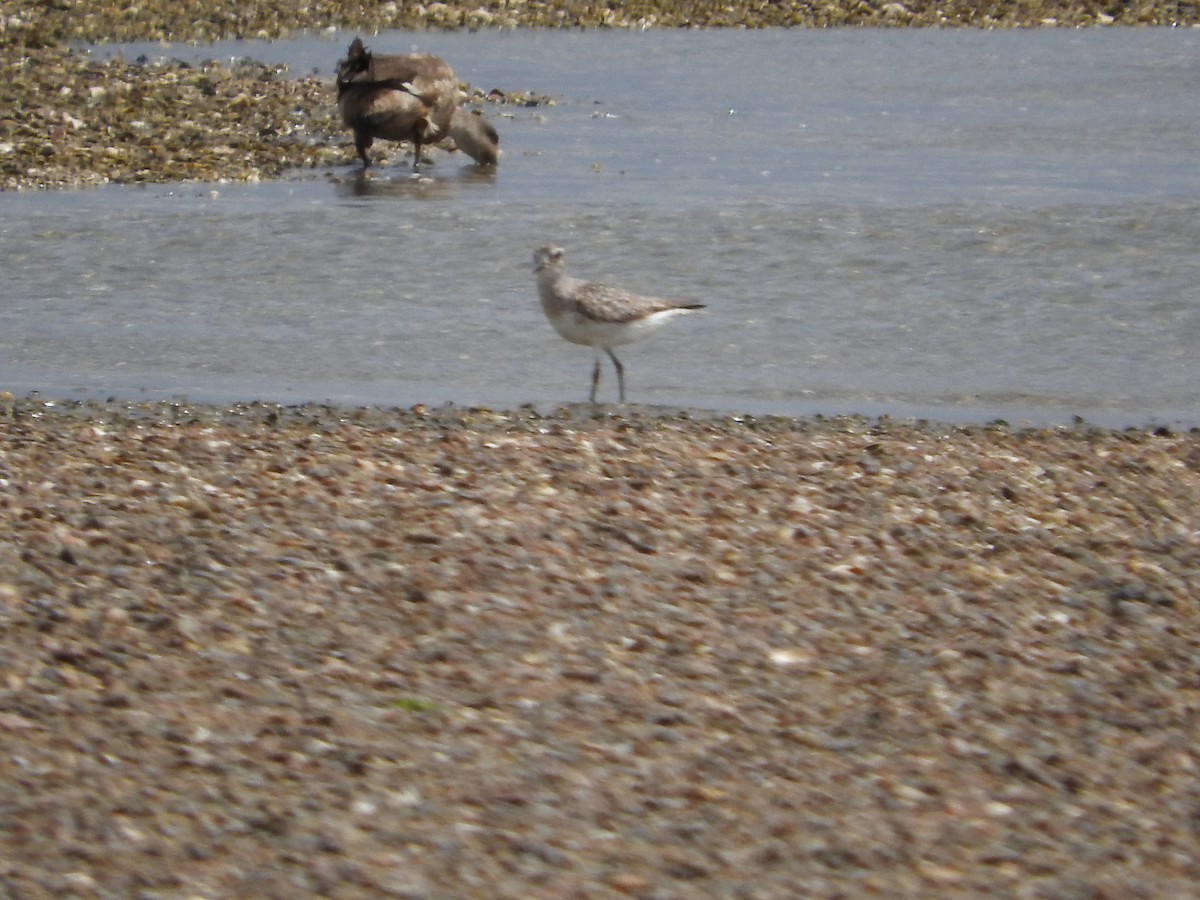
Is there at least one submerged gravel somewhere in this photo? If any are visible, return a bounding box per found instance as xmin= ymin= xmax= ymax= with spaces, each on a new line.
xmin=1 ymin=397 xmax=1198 ymax=896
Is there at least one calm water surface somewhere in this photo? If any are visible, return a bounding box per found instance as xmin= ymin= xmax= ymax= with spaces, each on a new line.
xmin=3 ymin=28 xmax=1199 ymax=425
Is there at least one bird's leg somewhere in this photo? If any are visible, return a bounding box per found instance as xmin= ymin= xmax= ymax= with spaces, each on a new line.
xmin=590 ymin=352 xmax=602 ymax=403
xmin=356 ymin=132 xmax=373 ymax=168
xmin=411 ymin=137 xmax=422 ymax=171
xmin=606 ymin=349 xmax=626 ymax=404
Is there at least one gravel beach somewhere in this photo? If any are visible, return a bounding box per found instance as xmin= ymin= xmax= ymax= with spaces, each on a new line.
xmin=1 ymin=397 xmax=1198 ymax=897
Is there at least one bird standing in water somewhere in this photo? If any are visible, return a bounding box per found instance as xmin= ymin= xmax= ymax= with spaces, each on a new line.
xmin=336 ymin=37 xmax=499 ymax=170
xmin=533 ymin=245 xmax=706 ymax=404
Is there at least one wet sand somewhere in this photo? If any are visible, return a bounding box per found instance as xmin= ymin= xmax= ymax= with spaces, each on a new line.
xmin=1 ymin=397 xmax=1198 ymax=896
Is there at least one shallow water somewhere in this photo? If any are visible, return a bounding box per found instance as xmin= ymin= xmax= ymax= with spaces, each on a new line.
xmin=4 ymin=28 xmax=1200 ymax=425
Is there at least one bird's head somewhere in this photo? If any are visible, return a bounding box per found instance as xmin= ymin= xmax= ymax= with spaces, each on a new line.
xmin=533 ymin=245 xmax=565 ymax=274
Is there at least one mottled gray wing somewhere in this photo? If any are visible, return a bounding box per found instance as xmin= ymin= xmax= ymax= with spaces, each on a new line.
xmin=573 ymin=282 xmax=686 ymax=324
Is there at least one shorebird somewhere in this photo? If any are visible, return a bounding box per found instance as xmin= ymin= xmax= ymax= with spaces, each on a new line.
xmin=533 ymin=245 xmax=705 ymax=404
xmin=336 ymin=37 xmax=499 ymax=170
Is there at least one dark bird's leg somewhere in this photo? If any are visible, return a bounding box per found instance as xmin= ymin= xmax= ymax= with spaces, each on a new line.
xmin=590 ymin=352 xmax=603 ymax=403
xmin=605 ymin=349 xmax=626 ymax=404
xmin=355 ymin=131 xmax=373 ymax=168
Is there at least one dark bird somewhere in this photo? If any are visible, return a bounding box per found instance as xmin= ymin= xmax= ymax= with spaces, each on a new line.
xmin=336 ymin=37 xmax=499 ymax=170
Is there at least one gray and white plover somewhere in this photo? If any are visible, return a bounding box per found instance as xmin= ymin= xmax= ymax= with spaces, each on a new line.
xmin=336 ymin=37 xmax=500 ymax=170
xmin=533 ymin=244 xmax=705 ymax=404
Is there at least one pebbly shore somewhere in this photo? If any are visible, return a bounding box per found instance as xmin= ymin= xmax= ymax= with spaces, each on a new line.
xmin=1 ymin=396 xmax=1198 ymax=896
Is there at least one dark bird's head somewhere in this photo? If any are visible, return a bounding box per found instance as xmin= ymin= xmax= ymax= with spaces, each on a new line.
xmin=449 ymin=109 xmax=500 ymax=167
